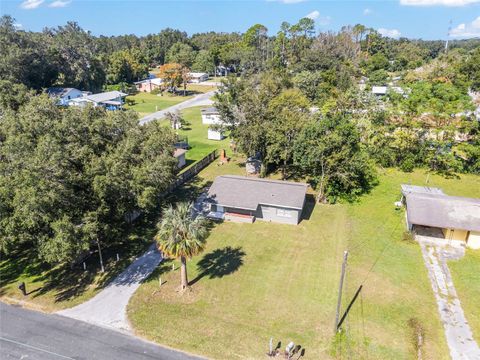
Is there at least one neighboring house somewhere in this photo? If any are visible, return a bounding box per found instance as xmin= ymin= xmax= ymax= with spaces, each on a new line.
xmin=46 ymin=87 xmax=84 ymax=106
xmin=188 ymin=72 xmax=209 ymax=83
xmin=372 ymin=85 xmax=405 ymax=97
xmin=207 ymin=128 xmax=224 ymax=141
xmin=69 ymin=91 xmax=127 ymax=110
xmin=134 ymin=78 xmax=163 ymax=93
xmin=402 ymin=184 xmax=480 ymax=249
xmin=174 ymin=148 xmax=187 ymax=169
xmin=201 ymin=107 xmax=222 ymax=125
xmin=206 ymin=175 xmax=308 ymax=225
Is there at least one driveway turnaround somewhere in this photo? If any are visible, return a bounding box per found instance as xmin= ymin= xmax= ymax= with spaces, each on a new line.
xmin=58 ymin=243 xmax=161 ymax=331
xmin=417 ymin=236 xmax=480 ymax=360
xmin=139 ymin=90 xmax=215 ymax=125
xmin=0 ymin=302 xmax=200 ymax=360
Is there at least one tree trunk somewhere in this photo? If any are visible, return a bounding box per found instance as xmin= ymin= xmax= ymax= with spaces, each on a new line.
xmin=180 ymin=256 xmax=188 ymax=290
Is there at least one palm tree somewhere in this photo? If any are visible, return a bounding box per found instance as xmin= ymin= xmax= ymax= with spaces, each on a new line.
xmin=155 ymin=202 xmax=208 ymax=291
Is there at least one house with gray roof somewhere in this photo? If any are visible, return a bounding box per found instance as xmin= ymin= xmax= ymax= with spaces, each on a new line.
xmin=46 ymin=87 xmax=84 ymax=106
xmin=69 ymin=91 xmax=127 ymax=110
xmin=403 ymin=185 xmax=480 ymax=249
xmin=206 ymin=175 xmax=308 ymax=225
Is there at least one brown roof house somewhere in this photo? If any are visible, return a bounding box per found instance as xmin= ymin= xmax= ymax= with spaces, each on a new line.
xmin=402 ymin=184 xmax=480 ymax=249
xmin=206 ymin=175 xmax=308 ymax=224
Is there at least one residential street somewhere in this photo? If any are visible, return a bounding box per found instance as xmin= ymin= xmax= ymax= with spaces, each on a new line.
xmin=417 ymin=235 xmax=480 ymax=360
xmin=58 ymin=243 xmax=162 ymax=331
xmin=0 ymin=302 xmax=201 ymax=360
xmin=139 ymin=90 xmax=215 ymax=125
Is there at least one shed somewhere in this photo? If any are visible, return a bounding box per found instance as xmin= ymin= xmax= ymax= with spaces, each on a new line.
xmin=207 ymin=128 xmax=224 ymax=141
xmin=201 ymin=107 xmax=222 ymax=125
xmin=174 ymin=148 xmax=187 ymax=169
xmin=188 ymin=72 xmax=209 ymax=83
xmin=206 ymin=175 xmax=308 ymax=225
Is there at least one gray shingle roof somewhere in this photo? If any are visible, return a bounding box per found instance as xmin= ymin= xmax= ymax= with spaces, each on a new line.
xmin=207 ymin=175 xmax=308 ymax=211
xmin=406 ymin=193 xmax=480 ymax=232
xmin=201 ymin=107 xmax=218 ymax=115
xmin=46 ymin=87 xmax=76 ymax=98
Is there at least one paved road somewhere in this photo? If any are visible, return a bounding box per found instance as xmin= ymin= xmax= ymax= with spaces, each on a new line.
xmin=139 ymin=91 xmax=215 ymax=125
xmin=58 ymin=243 xmax=162 ymax=331
xmin=417 ymin=235 xmax=480 ymax=360
xmin=0 ymin=302 xmax=201 ymax=360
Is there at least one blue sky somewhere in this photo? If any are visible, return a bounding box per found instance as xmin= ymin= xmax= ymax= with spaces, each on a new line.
xmin=1 ymin=0 xmax=479 ymax=40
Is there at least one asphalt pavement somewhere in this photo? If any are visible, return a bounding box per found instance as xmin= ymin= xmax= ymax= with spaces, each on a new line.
xmin=0 ymin=302 xmax=202 ymax=360
xmin=139 ymin=90 xmax=215 ymax=125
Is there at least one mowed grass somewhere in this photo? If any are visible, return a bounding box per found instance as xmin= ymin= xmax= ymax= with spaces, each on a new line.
xmin=128 ymin=164 xmax=480 ymax=360
xmin=125 ymin=92 xmax=192 ymax=118
xmin=450 ymin=250 xmax=480 ymax=341
xmin=174 ymin=107 xmax=230 ymax=169
xmin=0 ymin=222 xmax=154 ymax=312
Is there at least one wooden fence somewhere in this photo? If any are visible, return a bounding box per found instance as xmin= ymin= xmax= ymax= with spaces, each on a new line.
xmin=167 ymin=149 xmax=219 ymax=193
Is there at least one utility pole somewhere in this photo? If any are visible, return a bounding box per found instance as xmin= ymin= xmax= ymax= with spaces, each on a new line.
xmin=97 ymin=237 xmax=105 ymax=273
xmin=445 ymin=20 xmax=452 ymax=54
xmin=334 ymin=250 xmax=348 ymax=333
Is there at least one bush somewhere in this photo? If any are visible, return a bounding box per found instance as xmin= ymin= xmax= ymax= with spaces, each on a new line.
xmin=400 ymin=156 xmax=415 ymax=172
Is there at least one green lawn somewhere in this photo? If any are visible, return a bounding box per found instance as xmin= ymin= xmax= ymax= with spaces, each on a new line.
xmin=0 ymin=220 xmax=154 ymax=312
xmin=125 ymin=92 xmax=192 ymax=118
xmin=127 ymin=164 xmax=480 ymax=360
xmin=174 ymin=107 xmax=231 ymax=170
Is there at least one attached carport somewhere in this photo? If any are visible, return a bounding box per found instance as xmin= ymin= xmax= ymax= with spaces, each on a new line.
xmin=402 ymin=187 xmax=480 ymax=249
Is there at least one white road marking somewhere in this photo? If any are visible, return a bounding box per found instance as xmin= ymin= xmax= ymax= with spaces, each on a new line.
xmin=0 ymin=336 xmax=75 ymax=359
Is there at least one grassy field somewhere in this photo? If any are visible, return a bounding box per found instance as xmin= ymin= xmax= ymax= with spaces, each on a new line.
xmin=173 ymin=107 xmax=231 ymax=170
xmin=0 ymin=220 xmax=154 ymax=312
xmin=450 ymin=250 xmax=480 ymax=341
xmin=128 ymin=163 xmax=480 ymax=360
xmin=125 ymin=92 xmax=192 ymax=118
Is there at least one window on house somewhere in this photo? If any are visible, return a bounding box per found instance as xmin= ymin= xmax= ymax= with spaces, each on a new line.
xmin=276 ymin=208 xmax=292 ymax=218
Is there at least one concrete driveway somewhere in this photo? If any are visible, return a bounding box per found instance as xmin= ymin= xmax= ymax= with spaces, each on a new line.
xmin=417 ymin=231 xmax=480 ymax=359
xmin=58 ymin=243 xmax=162 ymax=331
xmin=139 ymin=90 xmax=215 ymax=125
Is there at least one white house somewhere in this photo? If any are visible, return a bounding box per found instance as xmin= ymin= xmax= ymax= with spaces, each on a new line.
xmin=201 ymin=107 xmax=222 ymax=125
xmin=188 ymin=72 xmax=209 ymax=83
xmin=46 ymin=87 xmax=84 ymax=106
xmin=208 ymin=128 xmax=224 ymax=141
xmin=69 ymin=91 xmax=127 ymax=110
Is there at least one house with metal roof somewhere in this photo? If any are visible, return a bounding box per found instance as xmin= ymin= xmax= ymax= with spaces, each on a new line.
xmin=206 ymin=175 xmax=308 ymax=225
xmin=46 ymin=87 xmax=84 ymax=106
xmin=403 ymin=185 xmax=480 ymax=249
xmin=69 ymin=91 xmax=127 ymax=110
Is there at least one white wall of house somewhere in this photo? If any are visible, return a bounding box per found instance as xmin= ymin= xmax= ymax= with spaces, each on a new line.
xmin=468 ymin=231 xmax=480 ymax=249
xmin=59 ymin=89 xmax=83 ymax=105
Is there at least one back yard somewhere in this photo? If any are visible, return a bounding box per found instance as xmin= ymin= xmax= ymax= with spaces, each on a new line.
xmin=128 ymin=160 xmax=480 ymax=360
xmin=125 ymin=92 xmax=192 ymax=118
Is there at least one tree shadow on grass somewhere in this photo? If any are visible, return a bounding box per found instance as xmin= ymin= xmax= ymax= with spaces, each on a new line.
xmin=189 ymin=246 xmax=245 ymax=286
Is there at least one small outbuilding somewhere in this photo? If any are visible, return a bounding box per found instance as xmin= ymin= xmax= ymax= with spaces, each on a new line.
xmin=188 ymin=72 xmax=209 ymax=83
xmin=402 ymin=184 xmax=480 ymax=249
xmin=174 ymin=148 xmax=187 ymax=169
xmin=207 ymin=128 xmax=224 ymax=141
xmin=206 ymin=175 xmax=308 ymax=225
xmin=201 ymin=107 xmax=222 ymax=125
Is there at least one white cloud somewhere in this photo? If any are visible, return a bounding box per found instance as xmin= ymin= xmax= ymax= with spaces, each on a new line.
xmin=306 ymin=10 xmax=320 ymax=20
xmin=450 ymin=16 xmax=480 ymax=37
xmin=378 ymin=28 xmax=402 ymax=38
xmin=400 ymin=0 xmax=480 ymax=6
xmin=14 ymin=23 xmax=23 ymax=29
xmin=48 ymin=0 xmax=71 ymax=8
xmin=363 ymin=8 xmax=372 ymax=15
xmin=20 ymin=0 xmax=44 ymax=9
